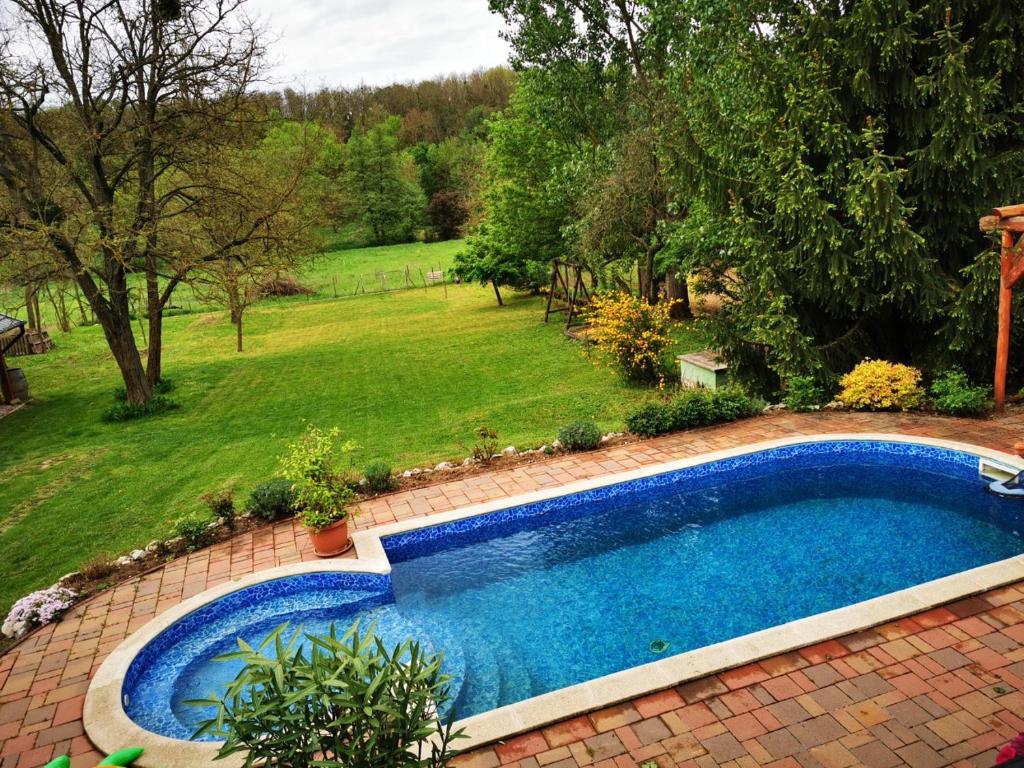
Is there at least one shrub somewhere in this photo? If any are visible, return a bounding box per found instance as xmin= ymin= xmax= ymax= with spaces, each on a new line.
xmin=2 ymin=586 xmax=77 ymax=639
xmin=587 ymin=293 xmax=678 ymax=384
xmin=626 ymin=388 xmax=760 ymax=437
xmin=625 ymin=401 xmax=674 ymax=437
xmin=363 ymin=461 xmax=396 ymax=493
xmin=78 ymin=554 xmax=118 ymax=582
xmin=245 ymin=479 xmax=296 ymax=522
xmin=190 ymin=621 xmax=465 ymax=768
xmin=172 ymin=513 xmax=213 ymax=552
xmin=929 ymin=369 xmax=991 ymax=416
xmin=471 ymin=425 xmax=499 ymax=462
xmin=279 ymin=425 xmax=358 ymax=532
xmin=838 ymin=360 xmax=925 ymax=411
xmin=669 ymin=388 xmax=716 ymax=429
xmin=201 ymin=490 xmax=236 ymax=529
xmin=783 ymin=375 xmax=828 ymax=412
xmin=711 ymin=387 xmax=761 ymax=421
xmin=102 ymin=395 xmax=180 ymax=423
xmin=557 ymin=420 xmax=603 ymax=451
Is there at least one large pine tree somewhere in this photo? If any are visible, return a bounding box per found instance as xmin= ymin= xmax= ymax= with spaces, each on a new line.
xmin=658 ymin=0 xmax=1024 ymax=391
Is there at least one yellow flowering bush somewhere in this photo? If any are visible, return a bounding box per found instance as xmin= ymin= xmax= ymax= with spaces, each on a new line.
xmin=838 ymin=359 xmax=924 ymax=411
xmin=587 ymin=293 xmax=677 ymax=384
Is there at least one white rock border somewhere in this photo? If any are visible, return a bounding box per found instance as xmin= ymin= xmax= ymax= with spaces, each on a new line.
xmin=84 ymin=434 xmax=1024 ymax=767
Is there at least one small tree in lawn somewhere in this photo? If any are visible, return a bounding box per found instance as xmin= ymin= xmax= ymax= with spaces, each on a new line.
xmin=188 ymin=123 xmax=322 ymax=352
xmin=189 ymin=621 xmax=464 ymax=768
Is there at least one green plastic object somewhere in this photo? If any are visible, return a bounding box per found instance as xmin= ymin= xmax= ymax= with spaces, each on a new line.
xmin=42 ymin=757 xmax=70 ymax=768
xmin=98 ymin=747 xmax=145 ymax=766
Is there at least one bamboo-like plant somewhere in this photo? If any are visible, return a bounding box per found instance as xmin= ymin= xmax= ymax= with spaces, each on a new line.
xmin=190 ymin=620 xmax=464 ymax=768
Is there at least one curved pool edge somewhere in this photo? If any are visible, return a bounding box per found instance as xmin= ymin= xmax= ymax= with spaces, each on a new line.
xmin=83 ymin=433 xmax=1024 ymax=767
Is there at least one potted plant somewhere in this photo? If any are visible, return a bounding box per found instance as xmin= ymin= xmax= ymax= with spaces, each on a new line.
xmin=280 ymin=425 xmax=359 ymax=557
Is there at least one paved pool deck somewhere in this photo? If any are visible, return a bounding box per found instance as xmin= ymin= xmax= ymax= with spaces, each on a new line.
xmin=2 ymin=410 xmax=1023 ymax=768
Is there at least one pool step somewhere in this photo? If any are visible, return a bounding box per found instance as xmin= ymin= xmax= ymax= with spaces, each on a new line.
xmin=450 ymin=626 xmax=503 ymax=716
xmin=492 ymin=638 xmax=533 ymax=709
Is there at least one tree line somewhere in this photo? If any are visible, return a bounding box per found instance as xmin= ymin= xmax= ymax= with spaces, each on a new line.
xmin=455 ymin=0 xmax=1024 ymax=395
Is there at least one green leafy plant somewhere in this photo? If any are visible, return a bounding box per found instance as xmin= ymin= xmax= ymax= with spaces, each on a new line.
xmin=557 ymin=420 xmax=603 ymax=451
xmin=189 ymin=621 xmax=465 ymax=768
xmin=102 ymin=395 xmax=180 ymax=423
xmin=471 ymin=425 xmax=499 ymax=462
xmin=625 ymin=401 xmax=674 ymax=437
xmin=783 ymin=375 xmax=828 ymax=412
xmin=363 ymin=461 xmax=396 ymax=494
xmin=669 ymin=388 xmax=716 ymax=429
xmin=929 ymin=369 xmax=991 ymax=416
xmin=279 ymin=425 xmax=358 ymax=532
xmin=172 ymin=513 xmax=213 ymax=552
xmin=626 ymin=388 xmax=760 ymax=438
xmin=201 ymin=490 xmax=236 ymax=530
xmin=245 ymin=479 xmax=297 ymax=522
xmin=710 ymin=388 xmax=761 ymax=421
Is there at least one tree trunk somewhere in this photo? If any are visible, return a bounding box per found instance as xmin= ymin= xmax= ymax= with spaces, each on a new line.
xmin=73 ymin=282 xmax=90 ymax=325
xmin=101 ymin=309 xmax=152 ymax=405
xmin=491 ymin=279 xmax=504 ymax=306
xmin=644 ymin=249 xmax=659 ymax=303
xmin=146 ymin=274 xmax=163 ymax=385
xmin=24 ymin=284 xmax=38 ymax=330
xmin=236 ymin=311 xmax=244 ymax=352
xmin=665 ymin=271 xmax=692 ymax=318
xmin=72 ymin=259 xmax=153 ymax=405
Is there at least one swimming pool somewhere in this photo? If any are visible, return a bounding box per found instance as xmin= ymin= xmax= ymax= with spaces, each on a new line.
xmin=87 ymin=436 xmax=1024 ymax=762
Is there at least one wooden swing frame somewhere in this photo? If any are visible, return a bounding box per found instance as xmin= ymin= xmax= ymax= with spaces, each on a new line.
xmin=543 ymin=260 xmax=595 ymax=333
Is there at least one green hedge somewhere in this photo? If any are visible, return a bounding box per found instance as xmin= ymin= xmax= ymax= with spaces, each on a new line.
xmin=625 ymin=388 xmax=762 ymax=438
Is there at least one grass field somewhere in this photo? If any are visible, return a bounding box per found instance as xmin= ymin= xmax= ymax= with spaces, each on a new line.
xmin=0 ymin=241 xmax=706 ymax=614
xmin=0 ymin=238 xmax=464 ymax=324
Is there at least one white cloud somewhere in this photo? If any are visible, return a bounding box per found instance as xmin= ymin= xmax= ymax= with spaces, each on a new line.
xmin=245 ymin=0 xmax=512 ymax=89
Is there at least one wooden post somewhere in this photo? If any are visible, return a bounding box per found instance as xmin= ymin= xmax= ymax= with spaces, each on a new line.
xmin=0 ymin=350 xmax=11 ymax=404
xmin=995 ymin=229 xmax=1016 ymax=411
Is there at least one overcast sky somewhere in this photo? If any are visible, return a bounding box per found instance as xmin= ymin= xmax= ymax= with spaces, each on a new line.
xmin=245 ymin=0 xmax=512 ymax=90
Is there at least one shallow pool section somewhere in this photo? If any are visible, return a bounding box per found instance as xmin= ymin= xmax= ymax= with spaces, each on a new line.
xmin=122 ymin=441 xmax=1023 ymax=739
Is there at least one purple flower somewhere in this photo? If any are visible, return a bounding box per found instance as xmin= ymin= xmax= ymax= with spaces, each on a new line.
xmin=2 ymin=586 xmax=77 ymax=639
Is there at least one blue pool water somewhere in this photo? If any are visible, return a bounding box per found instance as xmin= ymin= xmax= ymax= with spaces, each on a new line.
xmin=123 ymin=441 xmax=1024 ymax=740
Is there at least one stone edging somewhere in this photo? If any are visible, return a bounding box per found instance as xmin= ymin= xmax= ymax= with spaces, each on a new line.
xmin=83 ymin=433 xmax=1024 ymax=768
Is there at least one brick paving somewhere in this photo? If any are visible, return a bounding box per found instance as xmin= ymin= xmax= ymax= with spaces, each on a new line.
xmin=2 ymin=410 xmax=1024 ymax=767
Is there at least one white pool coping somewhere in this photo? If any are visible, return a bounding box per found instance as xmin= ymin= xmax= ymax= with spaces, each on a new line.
xmin=83 ymin=433 xmax=1024 ymax=767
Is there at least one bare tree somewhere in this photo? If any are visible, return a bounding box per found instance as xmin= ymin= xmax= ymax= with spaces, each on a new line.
xmin=0 ymin=0 xmax=290 ymax=404
xmin=188 ymin=130 xmax=321 ymax=352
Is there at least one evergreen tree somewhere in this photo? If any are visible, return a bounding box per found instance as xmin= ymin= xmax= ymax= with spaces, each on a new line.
xmin=654 ymin=0 xmax=1024 ymax=392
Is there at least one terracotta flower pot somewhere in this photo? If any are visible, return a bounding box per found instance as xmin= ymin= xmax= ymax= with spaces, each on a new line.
xmin=306 ymin=518 xmax=352 ymax=557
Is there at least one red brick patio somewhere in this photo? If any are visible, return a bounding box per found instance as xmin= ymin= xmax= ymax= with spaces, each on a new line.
xmin=2 ymin=411 xmax=1024 ymax=768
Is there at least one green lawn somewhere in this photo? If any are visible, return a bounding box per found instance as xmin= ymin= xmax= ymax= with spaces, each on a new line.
xmin=0 ymin=243 xmax=706 ymax=613
xmin=0 ymin=238 xmax=464 ymax=323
